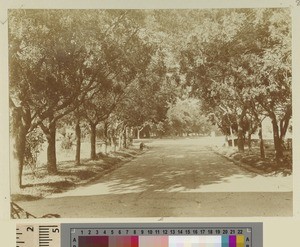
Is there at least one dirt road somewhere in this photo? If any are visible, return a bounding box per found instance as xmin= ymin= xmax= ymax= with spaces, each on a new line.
xmin=18 ymin=138 xmax=292 ymax=217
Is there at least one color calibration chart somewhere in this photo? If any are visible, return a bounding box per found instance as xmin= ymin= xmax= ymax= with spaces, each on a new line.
xmin=61 ymin=223 xmax=263 ymax=247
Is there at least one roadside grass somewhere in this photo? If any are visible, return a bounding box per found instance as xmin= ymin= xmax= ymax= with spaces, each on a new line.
xmin=211 ymin=145 xmax=292 ymax=176
xmin=11 ymin=147 xmax=143 ymax=202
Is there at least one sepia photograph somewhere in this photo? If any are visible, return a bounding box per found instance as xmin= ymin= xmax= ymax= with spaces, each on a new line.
xmin=8 ymin=8 xmax=292 ymax=219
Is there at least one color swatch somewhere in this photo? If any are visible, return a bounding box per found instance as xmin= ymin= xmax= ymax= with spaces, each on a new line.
xmin=78 ymin=235 xmax=245 ymax=247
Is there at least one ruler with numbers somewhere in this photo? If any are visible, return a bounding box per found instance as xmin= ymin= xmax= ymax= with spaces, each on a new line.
xmin=16 ymin=224 xmax=60 ymax=247
xmin=16 ymin=222 xmax=263 ymax=247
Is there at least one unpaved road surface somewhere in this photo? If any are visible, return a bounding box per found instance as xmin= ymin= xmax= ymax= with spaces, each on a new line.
xmin=18 ymin=138 xmax=292 ymax=217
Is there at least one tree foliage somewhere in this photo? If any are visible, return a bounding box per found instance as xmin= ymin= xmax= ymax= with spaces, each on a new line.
xmin=179 ymin=8 xmax=291 ymax=160
xmin=9 ymin=8 xmax=292 ymax=191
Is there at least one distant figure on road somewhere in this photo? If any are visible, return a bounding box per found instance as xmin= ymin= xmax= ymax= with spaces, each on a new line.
xmin=140 ymin=142 xmax=145 ymax=151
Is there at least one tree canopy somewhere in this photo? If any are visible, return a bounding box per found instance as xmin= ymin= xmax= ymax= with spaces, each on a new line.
xmin=9 ymin=8 xmax=292 ymax=191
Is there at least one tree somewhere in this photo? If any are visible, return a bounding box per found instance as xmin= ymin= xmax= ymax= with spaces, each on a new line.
xmin=111 ymin=47 xmax=175 ymax=146
xmin=84 ymin=87 xmax=120 ymax=159
xmin=232 ymin=8 xmax=292 ymax=162
xmin=179 ymin=8 xmax=291 ymax=159
xmin=9 ymin=9 xmax=156 ymax=173
xmin=81 ymin=11 xmax=156 ymax=157
xmin=166 ymin=97 xmax=211 ymax=136
xmin=9 ymin=10 xmax=138 ymax=174
xmin=179 ymin=10 xmax=249 ymax=151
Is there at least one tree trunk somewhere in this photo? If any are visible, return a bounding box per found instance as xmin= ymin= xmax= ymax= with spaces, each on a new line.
xmin=104 ymin=121 xmax=108 ymax=154
xmin=279 ymin=106 xmax=292 ymax=150
xmin=258 ymin=122 xmax=265 ymax=159
xmin=118 ymin=132 xmax=123 ymax=150
xmin=229 ymin=126 xmax=235 ymax=147
xmin=237 ymin=116 xmax=245 ymax=152
xmin=123 ymin=127 xmax=127 ymax=148
xmin=137 ymin=129 xmax=141 ymax=140
xmin=247 ymin=132 xmax=252 ymax=151
xmin=46 ymin=121 xmax=57 ymax=174
xmin=271 ymin=117 xmax=283 ymax=163
xmin=237 ymin=126 xmax=245 ymax=152
xmin=13 ymin=125 xmax=26 ymax=190
xmin=111 ymin=129 xmax=117 ymax=152
xmin=105 ymin=142 xmax=108 ymax=154
xmin=17 ymin=157 xmax=25 ymax=190
xmin=280 ymin=105 xmax=292 ymax=140
xmin=90 ymin=123 xmax=97 ymax=160
xmin=129 ymin=127 xmax=133 ymax=146
xmin=11 ymin=106 xmax=30 ymax=192
xmin=75 ymin=119 xmax=81 ymax=165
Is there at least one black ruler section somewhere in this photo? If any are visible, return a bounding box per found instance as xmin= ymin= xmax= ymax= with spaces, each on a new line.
xmin=16 ymin=227 xmax=25 ymax=247
xmin=38 ymin=225 xmax=57 ymax=247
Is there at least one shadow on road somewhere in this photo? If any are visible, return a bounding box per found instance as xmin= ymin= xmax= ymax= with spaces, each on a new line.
xmin=93 ymin=138 xmax=256 ymax=194
xmin=16 ymin=138 xmax=292 ymax=218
